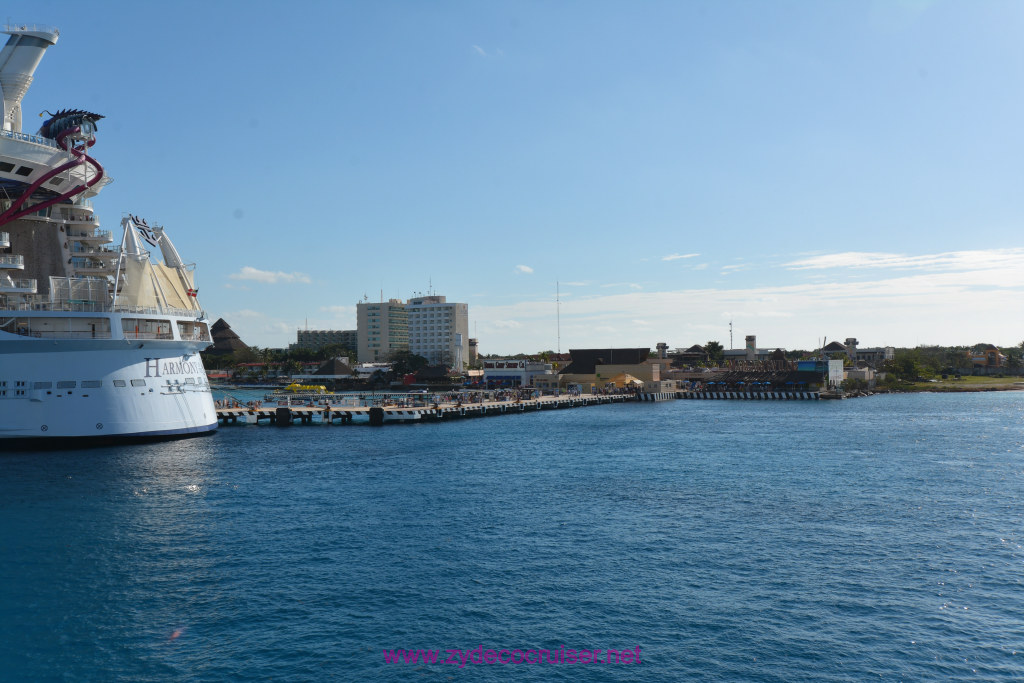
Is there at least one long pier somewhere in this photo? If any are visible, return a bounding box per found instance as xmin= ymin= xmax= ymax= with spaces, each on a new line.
xmin=216 ymin=388 xmax=832 ymax=427
xmin=216 ymin=394 xmax=632 ymax=426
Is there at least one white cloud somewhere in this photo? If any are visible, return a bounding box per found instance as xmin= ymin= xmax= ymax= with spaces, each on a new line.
xmin=663 ymin=253 xmax=700 ymax=261
xmin=783 ymin=248 xmax=1024 ymax=272
xmin=491 ymin=319 xmax=522 ymax=329
xmin=600 ymin=282 xmax=643 ymax=290
xmin=229 ymin=266 xmax=311 ymax=284
xmin=560 ymin=281 xmax=589 ymax=287
xmin=224 ymin=309 xmax=265 ymax=319
xmin=471 ymin=252 xmax=1024 ymax=353
xmin=472 ymin=45 xmax=487 ymax=57
xmin=321 ymin=305 xmax=355 ymax=316
xmin=515 ymin=264 xmax=534 ymax=274
xmin=266 ymin=322 xmax=293 ymax=334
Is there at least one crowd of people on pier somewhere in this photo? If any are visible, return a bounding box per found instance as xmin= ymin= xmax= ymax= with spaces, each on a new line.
xmin=215 ymin=398 xmax=264 ymax=409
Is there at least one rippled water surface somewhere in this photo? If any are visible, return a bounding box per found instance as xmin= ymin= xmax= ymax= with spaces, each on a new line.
xmin=2 ymin=392 xmax=1024 ymax=681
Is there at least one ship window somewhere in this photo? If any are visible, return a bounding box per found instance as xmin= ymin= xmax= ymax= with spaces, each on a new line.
xmin=122 ymin=318 xmax=173 ymax=340
xmin=113 ymin=380 xmax=126 ymax=387
xmin=49 ymin=177 xmax=65 ymax=186
xmin=0 ymin=162 xmax=13 ymax=172
xmin=33 ymin=381 xmax=52 ymax=389
xmin=184 ymin=378 xmax=195 ymax=384
xmin=82 ymin=380 xmax=102 ymax=388
xmin=131 ymin=379 xmax=146 ymax=387
xmin=15 ymin=166 xmax=33 ymax=177
xmin=57 ymin=381 xmax=76 ymax=388
xmin=0 ymin=381 xmax=5 ymax=387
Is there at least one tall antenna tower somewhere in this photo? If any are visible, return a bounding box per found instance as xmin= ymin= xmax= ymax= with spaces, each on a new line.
xmin=556 ymin=281 xmax=561 ymax=355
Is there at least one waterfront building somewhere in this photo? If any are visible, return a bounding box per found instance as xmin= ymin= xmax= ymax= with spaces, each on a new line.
xmin=405 ymin=295 xmax=469 ymax=370
xmin=541 ymin=348 xmax=673 ymax=393
xmin=481 ymin=359 xmax=554 ymax=387
xmin=208 ymin=318 xmax=250 ymax=356
xmin=672 ymin=344 xmax=709 ymax=366
xmin=855 ymin=346 xmax=895 ymax=365
xmin=723 ymin=347 xmax=785 ymax=363
xmin=290 ymin=328 xmax=356 ymax=352
xmin=356 ymin=299 xmax=408 ymax=363
xmin=969 ymin=344 xmax=1007 ymax=369
xmin=823 ymin=338 xmax=894 ymax=367
xmin=289 ymin=357 xmax=354 ymax=383
xmin=354 ymin=362 xmax=392 ymax=379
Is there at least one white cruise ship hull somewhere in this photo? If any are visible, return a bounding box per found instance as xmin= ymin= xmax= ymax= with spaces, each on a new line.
xmin=1 ymin=24 xmax=219 ymax=447
xmin=0 ymin=325 xmax=216 ymax=444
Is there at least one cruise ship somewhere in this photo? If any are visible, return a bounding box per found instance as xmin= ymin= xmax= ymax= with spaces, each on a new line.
xmin=0 ymin=24 xmax=216 ymax=445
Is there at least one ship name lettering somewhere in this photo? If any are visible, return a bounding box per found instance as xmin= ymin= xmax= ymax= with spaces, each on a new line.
xmin=146 ymin=358 xmax=200 ymax=377
xmin=161 ymin=360 xmax=200 ymax=375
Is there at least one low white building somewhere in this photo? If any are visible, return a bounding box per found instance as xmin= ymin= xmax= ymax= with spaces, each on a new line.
xmin=354 ymin=362 xmax=392 ymax=379
xmin=482 ymin=359 xmax=554 ymax=386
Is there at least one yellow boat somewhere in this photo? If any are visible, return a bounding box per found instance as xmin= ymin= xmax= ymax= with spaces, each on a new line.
xmin=279 ymin=383 xmax=328 ymax=394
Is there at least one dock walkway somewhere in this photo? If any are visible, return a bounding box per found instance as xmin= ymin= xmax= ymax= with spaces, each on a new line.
xmin=216 ymin=394 xmax=632 ymax=426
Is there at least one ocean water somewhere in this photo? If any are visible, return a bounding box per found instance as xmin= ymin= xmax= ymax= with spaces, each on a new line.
xmin=2 ymin=392 xmax=1023 ymax=681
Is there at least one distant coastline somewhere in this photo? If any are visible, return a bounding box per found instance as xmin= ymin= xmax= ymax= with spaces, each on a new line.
xmin=879 ymin=378 xmax=1024 ymax=394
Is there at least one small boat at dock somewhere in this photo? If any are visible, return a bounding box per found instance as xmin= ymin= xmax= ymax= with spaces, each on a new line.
xmin=263 ymin=383 xmax=336 ymax=402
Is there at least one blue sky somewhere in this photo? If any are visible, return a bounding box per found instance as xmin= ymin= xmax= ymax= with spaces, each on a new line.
xmin=9 ymin=0 xmax=1024 ymax=353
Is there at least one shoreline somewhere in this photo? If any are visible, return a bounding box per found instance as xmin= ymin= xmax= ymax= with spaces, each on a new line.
xmin=880 ymin=383 xmax=1024 ymax=394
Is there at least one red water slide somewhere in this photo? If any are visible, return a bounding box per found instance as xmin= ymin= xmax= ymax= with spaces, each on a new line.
xmin=0 ymin=126 xmax=105 ymax=228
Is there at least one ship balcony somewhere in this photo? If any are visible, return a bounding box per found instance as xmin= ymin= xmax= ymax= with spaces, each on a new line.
xmin=71 ymin=245 xmax=115 ymax=255
xmin=0 ymin=278 xmax=37 ymax=294
xmin=64 ymin=215 xmax=98 ymax=224
xmin=0 ymin=232 xmax=8 ymax=249
xmin=70 ymin=256 xmax=114 ymax=273
xmin=67 ymin=229 xmax=111 ymax=243
xmin=0 ymin=255 xmax=25 ymax=270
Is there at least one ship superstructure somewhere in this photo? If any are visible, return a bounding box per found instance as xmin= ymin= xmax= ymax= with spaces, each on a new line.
xmin=0 ymin=24 xmax=216 ymax=444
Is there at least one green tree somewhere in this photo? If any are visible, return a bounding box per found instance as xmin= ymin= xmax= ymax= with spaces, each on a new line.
xmin=318 ymin=343 xmax=354 ymax=362
xmin=1006 ymin=344 xmax=1023 ymax=373
xmin=390 ymin=350 xmax=429 ymax=376
xmin=282 ymin=359 xmax=302 ymax=378
xmin=703 ymin=341 xmax=725 ymax=366
xmin=884 ymin=348 xmax=934 ymax=381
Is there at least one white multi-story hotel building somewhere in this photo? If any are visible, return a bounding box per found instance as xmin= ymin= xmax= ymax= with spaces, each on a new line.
xmin=406 ymin=295 xmax=469 ymax=370
xmin=356 ymin=294 xmax=470 ymax=368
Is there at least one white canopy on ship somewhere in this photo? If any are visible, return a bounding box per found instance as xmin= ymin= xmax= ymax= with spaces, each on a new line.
xmin=115 ymin=216 xmax=200 ymax=312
